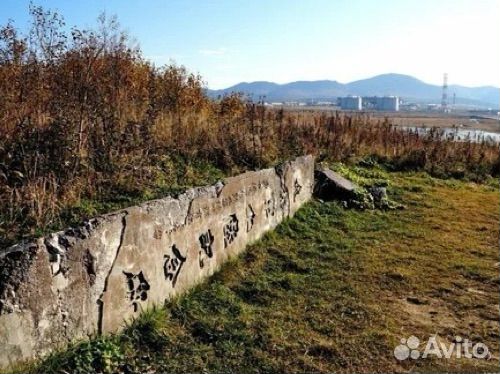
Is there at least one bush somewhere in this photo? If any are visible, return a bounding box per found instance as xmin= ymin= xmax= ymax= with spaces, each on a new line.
xmin=1 ymin=4 xmax=498 ymax=248
xmin=35 ymin=338 xmax=123 ymax=374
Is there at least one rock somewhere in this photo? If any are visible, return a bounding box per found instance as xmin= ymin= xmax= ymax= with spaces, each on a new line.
xmin=314 ymin=167 xmax=405 ymax=211
xmin=368 ymin=185 xmax=405 ymax=210
xmin=368 ymin=186 xmax=387 ymax=204
xmin=313 ymin=168 xmax=376 ymax=209
xmin=368 ymin=186 xmax=389 ymax=209
xmin=314 ymin=168 xmax=358 ymax=200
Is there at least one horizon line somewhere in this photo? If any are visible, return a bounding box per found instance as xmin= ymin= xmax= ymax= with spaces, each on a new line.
xmin=206 ymin=73 xmax=500 ymax=90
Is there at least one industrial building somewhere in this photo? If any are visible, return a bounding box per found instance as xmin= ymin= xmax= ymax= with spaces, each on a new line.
xmin=363 ymin=96 xmax=400 ymax=111
xmin=339 ymin=96 xmax=362 ymax=110
xmin=377 ymin=96 xmax=399 ymax=111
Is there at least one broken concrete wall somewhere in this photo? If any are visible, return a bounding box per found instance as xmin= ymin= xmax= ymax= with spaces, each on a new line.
xmin=0 ymin=155 xmax=314 ymax=369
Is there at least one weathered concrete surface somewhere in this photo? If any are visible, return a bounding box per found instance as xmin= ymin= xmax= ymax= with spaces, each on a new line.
xmin=0 ymin=155 xmax=314 ymax=369
xmin=314 ymin=167 xmax=358 ymax=200
xmin=0 ymin=213 xmax=126 ymax=369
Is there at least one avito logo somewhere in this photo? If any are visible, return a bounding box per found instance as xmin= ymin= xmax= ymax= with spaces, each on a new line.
xmin=394 ymin=335 xmax=490 ymax=361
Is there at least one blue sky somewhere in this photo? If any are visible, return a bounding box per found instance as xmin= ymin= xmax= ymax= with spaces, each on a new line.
xmin=1 ymin=0 xmax=499 ymax=89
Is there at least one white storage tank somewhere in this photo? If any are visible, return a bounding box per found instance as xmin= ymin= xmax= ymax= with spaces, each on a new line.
xmin=376 ymin=96 xmax=399 ymax=111
xmin=339 ymin=96 xmax=362 ymax=110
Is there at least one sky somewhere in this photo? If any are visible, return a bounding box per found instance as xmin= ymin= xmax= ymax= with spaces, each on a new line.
xmin=1 ymin=0 xmax=499 ymax=89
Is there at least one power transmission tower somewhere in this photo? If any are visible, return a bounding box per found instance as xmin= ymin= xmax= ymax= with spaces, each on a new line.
xmin=441 ymin=73 xmax=448 ymax=112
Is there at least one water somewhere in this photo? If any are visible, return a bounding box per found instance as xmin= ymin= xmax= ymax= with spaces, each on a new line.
xmin=398 ymin=126 xmax=500 ymax=144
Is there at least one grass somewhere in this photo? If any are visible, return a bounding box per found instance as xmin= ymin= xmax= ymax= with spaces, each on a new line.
xmin=0 ymin=155 xmax=228 ymax=247
xmin=14 ymin=165 xmax=500 ymax=373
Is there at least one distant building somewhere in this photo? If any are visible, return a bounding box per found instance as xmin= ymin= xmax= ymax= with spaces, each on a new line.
xmin=339 ymin=96 xmax=362 ymax=110
xmin=400 ymin=102 xmax=420 ymax=111
xmin=363 ymin=96 xmax=400 ymax=111
xmin=376 ymin=96 xmax=399 ymax=111
xmin=427 ymin=104 xmax=440 ymax=111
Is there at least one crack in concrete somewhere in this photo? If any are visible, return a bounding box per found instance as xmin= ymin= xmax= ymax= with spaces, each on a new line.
xmin=184 ymin=198 xmax=195 ymax=226
xmin=275 ymin=163 xmax=291 ymax=217
xmin=97 ymin=211 xmax=128 ymax=334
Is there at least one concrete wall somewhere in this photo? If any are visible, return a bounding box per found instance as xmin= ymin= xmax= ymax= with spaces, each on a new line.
xmin=0 ymin=155 xmax=314 ymax=369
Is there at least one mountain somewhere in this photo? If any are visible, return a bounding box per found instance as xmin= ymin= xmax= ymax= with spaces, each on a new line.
xmin=207 ymin=74 xmax=499 ymax=108
xmin=346 ymin=74 xmax=441 ymax=98
xmin=222 ymin=81 xmax=280 ymax=97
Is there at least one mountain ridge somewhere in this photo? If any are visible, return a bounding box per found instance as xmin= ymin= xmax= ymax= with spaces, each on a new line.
xmin=207 ymin=74 xmax=499 ymax=108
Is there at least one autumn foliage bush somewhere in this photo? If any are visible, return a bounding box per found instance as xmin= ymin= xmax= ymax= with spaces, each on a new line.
xmin=1 ymin=5 xmax=498 ymax=247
